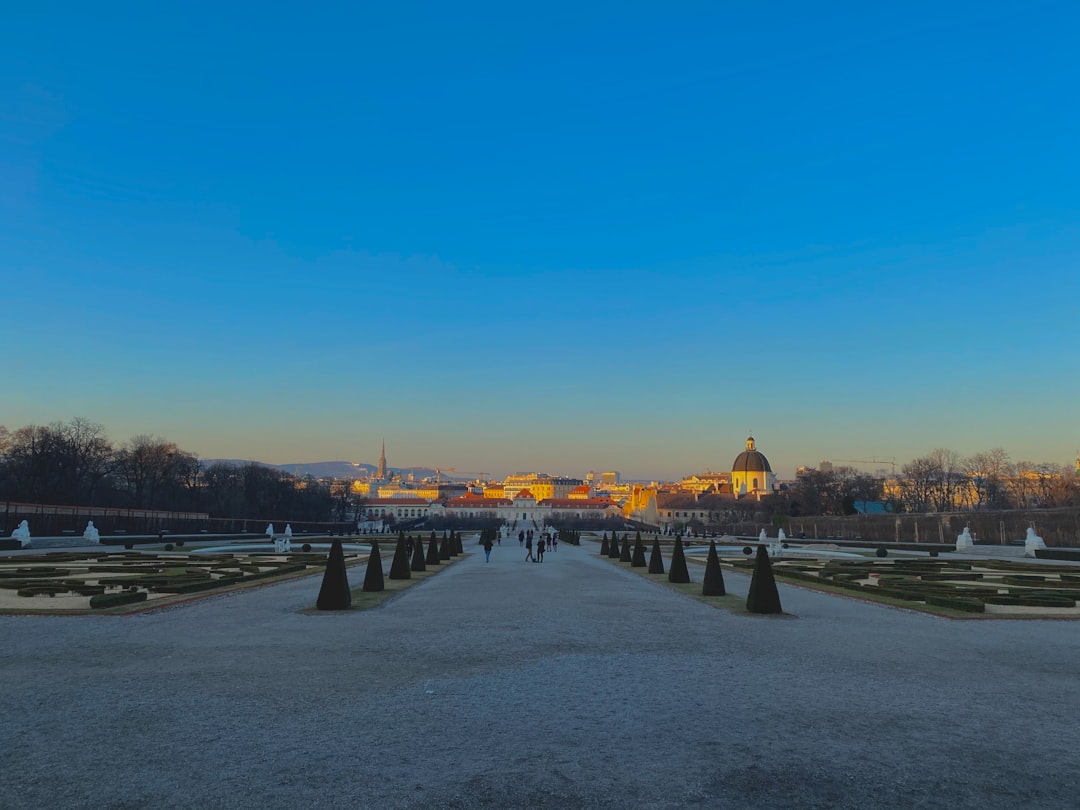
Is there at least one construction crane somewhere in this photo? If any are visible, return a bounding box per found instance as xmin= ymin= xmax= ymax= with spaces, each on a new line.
xmin=830 ymin=458 xmax=897 ymax=476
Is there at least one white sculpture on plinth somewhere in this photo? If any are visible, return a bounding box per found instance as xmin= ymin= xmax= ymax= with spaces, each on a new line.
xmin=1024 ymin=527 xmax=1046 ymax=558
xmin=12 ymin=520 xmax=31 ymax=548
xmin=771 ymin=528 xmax=786 ymax=558
xmin=266 ymin=523 xmax=275 ymax=539
xmin=956 ymin=526 xmax=974 ymax=552
xmin=83 ymin=521 xmax=100 ymax=544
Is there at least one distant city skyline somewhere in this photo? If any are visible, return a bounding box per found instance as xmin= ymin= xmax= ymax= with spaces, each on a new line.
xmin=4 ymin=2 xmax=1078 ymax=479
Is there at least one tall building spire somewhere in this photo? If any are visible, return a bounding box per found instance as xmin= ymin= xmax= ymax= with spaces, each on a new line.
xmin=377 ymin=439 xmax=387 ymax=479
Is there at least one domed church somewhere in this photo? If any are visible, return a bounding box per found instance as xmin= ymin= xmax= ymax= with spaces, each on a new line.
xmin=731 ymin=436 xmax=777 ymax=497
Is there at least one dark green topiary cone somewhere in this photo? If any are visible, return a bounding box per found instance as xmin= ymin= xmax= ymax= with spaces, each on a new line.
xmin=631 ymin=535 xmax=647 ymax=567
xmin=746 ymin=545 xmax=782 ymax=614
xmin=648 ymin=537 xmax=665 ymax=574
xmin=362 ymin=540 xmax=384 ymax=593
xmin=702 ymin=541 xmax=726 ymax=596
xmin=411 ymin=533 xmax=426 ymax=572
xmin=316 ymin=539 xmax=352 ymax=610
xmin=389 ymin=532 xmax=411 ymax=579
xmin=600 ymin=535 xmax=609 ymax=556
xmin=426 ymin=534 xmax=441 ymax=565
xmin=608 ymin=532 xmax=622 ymax=559
xmin=619 ymin=536 xmax=632 ymax=562
xmin=668 ymin=536 xmax=690 ymax=583
xmin=454 ymin=531 xmax=463 ymax=555
xmin=439 ymin=535 xmax=451 ymax=560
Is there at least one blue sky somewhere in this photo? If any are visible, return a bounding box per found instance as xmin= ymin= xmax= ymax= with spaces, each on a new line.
xmin=3 ymin=1 xmax=1078 ymax=480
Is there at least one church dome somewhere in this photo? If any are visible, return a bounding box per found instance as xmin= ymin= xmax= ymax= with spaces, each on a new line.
xmin=732 ymin=436 xmax=772 ymax=474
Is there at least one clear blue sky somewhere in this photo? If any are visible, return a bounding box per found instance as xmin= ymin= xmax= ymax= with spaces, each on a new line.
xmin=3 ymin=1 xmax=1078 ymax=480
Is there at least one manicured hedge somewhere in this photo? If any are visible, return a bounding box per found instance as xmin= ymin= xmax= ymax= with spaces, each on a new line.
xmin=924 ymin=595 xmax=985 ymax=613
xmin=89 ymin=590 xmax=148 ymax=608
xmin=984 ymin=594 xmax=1076 ymax=608
xmin=17 ymin=583 xmax=69 ymax=597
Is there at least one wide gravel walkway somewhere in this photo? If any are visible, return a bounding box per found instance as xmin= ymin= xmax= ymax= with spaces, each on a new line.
xmin=2 ymin=539 xmax=1078 ymax=809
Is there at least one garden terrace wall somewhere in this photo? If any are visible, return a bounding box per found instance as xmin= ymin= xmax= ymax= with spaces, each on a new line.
xmin=788 ymin=507 xmax=1080 ymax=548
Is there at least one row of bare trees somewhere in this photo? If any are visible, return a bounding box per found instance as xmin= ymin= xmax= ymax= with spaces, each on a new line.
xmin=0 ymin=418 xmax=338 ymax=520
xmin=896 ymin=448 xmax=1078 ymax=512
xmin=772 ymin=448 xmax=1077 ymax=517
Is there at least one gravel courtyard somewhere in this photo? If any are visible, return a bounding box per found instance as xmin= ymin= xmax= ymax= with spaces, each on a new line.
xmin=2 ymin=539 xmax=1077 ymax=809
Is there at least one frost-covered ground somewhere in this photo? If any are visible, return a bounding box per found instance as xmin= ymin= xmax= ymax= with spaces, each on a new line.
xmin=2 ymin=539 xmax=1077 ymax=809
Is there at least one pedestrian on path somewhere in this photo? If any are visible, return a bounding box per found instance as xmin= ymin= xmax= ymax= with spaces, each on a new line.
xmin=482 ymin=534 xmax=493 ymax=563
xmin=525 ymin=534 xmax=534 ymax=562
xmin=519 ymin=530 xmax=525 ymax=548
xmin=536 ymin=537 xmax=545 ymax=563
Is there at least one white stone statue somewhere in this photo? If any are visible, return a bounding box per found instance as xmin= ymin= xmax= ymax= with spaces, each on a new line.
xmin=83 ymin=521 xmax=100 ymax=544
xmin=284 ymin=524 xmax=292 ymax=539
xmin=266 ymin=523 xmax=275 ymax=539
xmin=758 ymin=529 xmax=767 ymax=544
xmin=1024 ymin=527 xmax=1046 ymax=558
xmin=11 ymin=520 xmax=31 ymax=548
xmin=956 ymin=526 xmax=974 ymax=552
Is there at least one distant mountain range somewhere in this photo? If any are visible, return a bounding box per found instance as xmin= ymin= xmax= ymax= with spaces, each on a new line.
xmin=202 ymin=459 xmax=442 ymax=480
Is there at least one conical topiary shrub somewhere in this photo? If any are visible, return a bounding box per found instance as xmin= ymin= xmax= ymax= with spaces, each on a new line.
xmin=316 ymin=539 xmax=352 ymax=610
xmin=439 ymin=534 xmax=451 ymax=560
xmin=454 ymin=531 xmax=463 ymax=555
xmin=389 ymin=532 xmax=411 ymax=579
xmin=410 ymin=533 xmax=426 ymax=572
xmin=600 ymin=535 xmax=609 ymax=556
xmin=362 ymin=540 xmax=384 ymax=593
xmin=619 ymin=535 xmax=632 ymax=562
xmin=631 ymin=534 xmax=647 ymax=567
xmin=702 ymin=541 xmax=726 ymax=596
xmin=668 ymin=536 xmax=690 ymax=583
xmin=746 ymin=545 xmax=782 ymax=614
xmin=648 ymin=537 xmax=665 ymax=574
xmin=608 ymin=532 xmax=622 ymax=559
xmin=426 ymin=534 xmax=440 ymax=566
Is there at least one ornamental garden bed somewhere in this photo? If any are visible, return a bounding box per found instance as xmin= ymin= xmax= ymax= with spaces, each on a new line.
xmin=0 ymin=550 xmax=364 ymax=615
xmin=703 ymin=554 xmax=1080 ymax=619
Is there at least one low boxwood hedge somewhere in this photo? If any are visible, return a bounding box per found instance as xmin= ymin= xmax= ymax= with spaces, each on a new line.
xmin=984 ymin=594 xmax=1076 ymax=608
xmin=924 ymin=595 xmax=985 ymax=613
xmin=89 ymin=590 xmax=148 ymax=609
xmin=16 ymin=583 xmax=69 ymax=597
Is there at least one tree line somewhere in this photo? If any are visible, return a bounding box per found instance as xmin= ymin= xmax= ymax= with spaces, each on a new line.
xmin=0 ymin=418 xmax=337 ymax=521
xmin=778 ymin=447 xmax=1078 ymax=516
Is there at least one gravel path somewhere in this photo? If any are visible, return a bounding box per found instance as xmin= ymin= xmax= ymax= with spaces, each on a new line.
xmin=2 ymin=539 xmax=1078 ymax=809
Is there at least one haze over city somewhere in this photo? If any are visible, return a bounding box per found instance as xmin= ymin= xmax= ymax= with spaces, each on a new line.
xmin=4 ymin=1 xmax=1078 ymax=481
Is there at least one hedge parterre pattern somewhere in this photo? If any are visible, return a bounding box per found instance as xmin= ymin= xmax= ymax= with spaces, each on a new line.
xmin=718 ymin=556 xmax=1080 ymax=617
xmin=0 ymin=550 xmax=353 ymax=613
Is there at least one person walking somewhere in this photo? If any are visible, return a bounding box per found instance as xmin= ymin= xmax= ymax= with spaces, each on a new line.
xmin=524 ymin=534 xmax=533 ymax=562
xmin=536 ymin=536 xmax=545 ymax=563
xmin=482 ymin=534 xmax=493 ymax=563
xmin=518 ymin=530 xmax=525 ymax=548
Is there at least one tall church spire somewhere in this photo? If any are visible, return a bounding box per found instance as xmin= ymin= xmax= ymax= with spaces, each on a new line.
xmin=377 ymin=439 xmax=387 ymax=480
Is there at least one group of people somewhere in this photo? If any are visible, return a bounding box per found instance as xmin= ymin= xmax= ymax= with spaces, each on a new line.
xmin=519 ymin=528 xmax=557 ymax=562
xmin=480 ymin=527 xmax=559 ymax=564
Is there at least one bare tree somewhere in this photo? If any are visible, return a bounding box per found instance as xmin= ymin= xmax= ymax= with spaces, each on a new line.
xmin=114 ymin=435 xmax=199 ymax=509
xmin=963 ymin=448 xmax=1011 ymax=509
xmin=898 ymin=455 xmax=940 ymax=513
